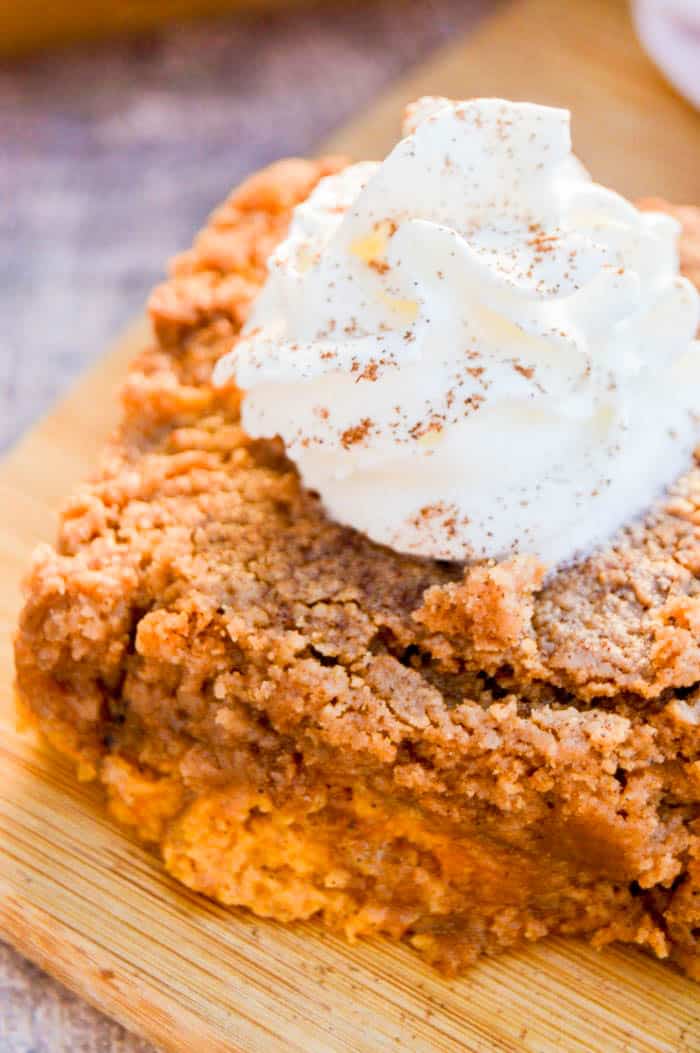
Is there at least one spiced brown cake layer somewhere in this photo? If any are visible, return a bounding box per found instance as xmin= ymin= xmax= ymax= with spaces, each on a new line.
xmin=15 ymin=160 xmax=700 ymax=978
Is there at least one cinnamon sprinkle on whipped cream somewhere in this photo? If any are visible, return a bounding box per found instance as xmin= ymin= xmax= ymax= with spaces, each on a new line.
xmin=215 ymin=97 xmax=700 ymax=564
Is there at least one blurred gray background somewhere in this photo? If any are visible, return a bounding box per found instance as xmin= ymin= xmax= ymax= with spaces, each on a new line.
xmin=0 ymin=1 xmax=489 ymax=1049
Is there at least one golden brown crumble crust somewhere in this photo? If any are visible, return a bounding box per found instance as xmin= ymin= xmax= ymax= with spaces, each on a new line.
xmin=15 ymin=162 xmax=700 ymax=978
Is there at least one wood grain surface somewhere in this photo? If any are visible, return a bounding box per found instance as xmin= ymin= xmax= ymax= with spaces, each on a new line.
xmin=2 ymin=1 xmax=700 ymax=1050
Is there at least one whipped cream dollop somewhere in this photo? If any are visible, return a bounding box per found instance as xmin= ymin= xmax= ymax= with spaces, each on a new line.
xmin=215 ymin=97 xmax=700 ymax=564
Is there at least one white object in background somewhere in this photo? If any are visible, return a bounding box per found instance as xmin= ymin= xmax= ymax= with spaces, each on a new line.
xmin=633 ymin=0 xmax=700 ymax=109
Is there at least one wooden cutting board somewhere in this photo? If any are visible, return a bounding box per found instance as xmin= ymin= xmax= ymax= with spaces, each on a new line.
xmin=2 ymin=1 xmax=699 ymax=1050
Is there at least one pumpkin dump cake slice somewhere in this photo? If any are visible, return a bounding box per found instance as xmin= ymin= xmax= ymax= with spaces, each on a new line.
xmin=15 ymin=99 xmax=700 ymax=978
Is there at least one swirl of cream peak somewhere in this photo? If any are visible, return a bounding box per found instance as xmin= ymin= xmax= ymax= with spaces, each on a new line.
xmin=214 ymin=97 xmax=700 ymax=564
